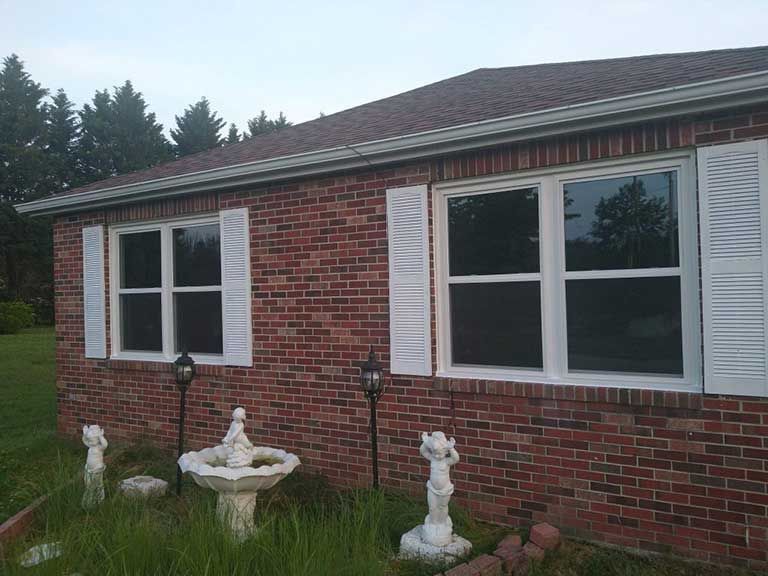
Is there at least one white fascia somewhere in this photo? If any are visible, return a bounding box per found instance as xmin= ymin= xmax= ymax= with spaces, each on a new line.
xmin=16 ymin=70 xmax=768 ymax=216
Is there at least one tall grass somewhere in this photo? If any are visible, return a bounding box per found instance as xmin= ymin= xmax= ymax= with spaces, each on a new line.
xmin=1 ymin=455 xmax=505 ymax=576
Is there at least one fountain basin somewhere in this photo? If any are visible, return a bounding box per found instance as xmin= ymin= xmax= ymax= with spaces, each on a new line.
xmin=179 ymin=445 xmax=300 ymax=492
xmin=178 ymin=445 xmax=300 ymax=539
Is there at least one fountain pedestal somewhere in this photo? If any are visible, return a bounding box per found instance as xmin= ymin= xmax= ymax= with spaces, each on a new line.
xmin=216 ymin=491 xmax=259 ymax=539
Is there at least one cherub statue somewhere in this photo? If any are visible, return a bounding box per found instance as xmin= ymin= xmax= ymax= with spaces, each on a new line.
xmin=81 ymin=424 xmax=108 ymax=508
xmin=222 ymin=407 xmax=254 ymax=468
xmin=82 ymin=424 xmax=108 ymax=473
xmin=419 ymin=431 xmax=460 ymax=546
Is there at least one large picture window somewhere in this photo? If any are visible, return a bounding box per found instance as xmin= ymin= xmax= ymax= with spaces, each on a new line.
xmin=111 ymin=216 xmax=223 ymax=362
xmin=436 ymin=153 xmax=700 ymax=391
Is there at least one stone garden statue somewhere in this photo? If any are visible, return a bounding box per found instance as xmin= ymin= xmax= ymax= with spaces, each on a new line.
xmin=420 ymin=431 xmax=459 ymax=546
xmin=81 ymin=424 xmax=108 ymax=508
xmin=222 ymin=407 xmax=254 ymax=468
xmin=399 ymin=431 xmax=472 ymax=560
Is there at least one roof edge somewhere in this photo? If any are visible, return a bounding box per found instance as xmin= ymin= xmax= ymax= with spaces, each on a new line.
xmin=16 ymin=69 xmax=768 ymax=216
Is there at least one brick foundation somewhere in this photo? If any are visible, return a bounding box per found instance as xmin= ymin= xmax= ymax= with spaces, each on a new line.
xmin=54 ymin=104 xmax=768 ymax=569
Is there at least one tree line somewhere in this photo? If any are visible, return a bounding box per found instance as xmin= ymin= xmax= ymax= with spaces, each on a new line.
xmin=0 ymin=54 xmax=291 ymax=319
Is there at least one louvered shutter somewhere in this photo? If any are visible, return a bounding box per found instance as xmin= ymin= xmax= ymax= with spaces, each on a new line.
xmin=220 ymin=208 xmax=253 ymax=367
xmin=698 ymin=139 xmax=768 ymax=396
xmin=387 ymin=184 xmax=431 ymax=376
xmin=82 ymin=225 xmax=106 ymax=359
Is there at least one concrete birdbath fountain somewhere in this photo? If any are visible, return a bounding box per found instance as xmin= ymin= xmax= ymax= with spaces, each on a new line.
xmin=178 ymin=407 xmax=300 ymax=539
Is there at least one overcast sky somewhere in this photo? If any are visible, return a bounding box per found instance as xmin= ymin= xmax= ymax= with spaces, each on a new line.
xmin=1 ymin=0 xmax=766 ymax=135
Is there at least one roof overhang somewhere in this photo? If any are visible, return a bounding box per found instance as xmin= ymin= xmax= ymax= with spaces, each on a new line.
xmin=16 ymin=69 xmax=768 ymax=216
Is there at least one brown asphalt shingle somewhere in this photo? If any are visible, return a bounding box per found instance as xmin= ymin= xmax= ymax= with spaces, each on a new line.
xmin=61 ymin=45 xmax=768 ymax=197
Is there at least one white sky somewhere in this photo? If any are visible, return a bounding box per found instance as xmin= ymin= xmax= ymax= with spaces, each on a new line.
xmin=1 ymin=0 xmax=766 ymax=135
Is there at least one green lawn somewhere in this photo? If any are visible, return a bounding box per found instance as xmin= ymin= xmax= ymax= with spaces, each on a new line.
xmin=0 ymin=326 xmax=80 ymax=523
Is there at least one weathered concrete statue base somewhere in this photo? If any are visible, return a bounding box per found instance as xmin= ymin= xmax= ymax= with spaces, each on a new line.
xmin=399 ymin=431 xmax=472 ymax=561
xmin=399 ymin=525 xmax=473 ymax=561
xmin=82 ymin=467 xmax=105 ymax=509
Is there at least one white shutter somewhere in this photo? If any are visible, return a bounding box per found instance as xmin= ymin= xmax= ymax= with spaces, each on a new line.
xmin=220 ymin=208 xmax=253 ymax=367
xmin=82 ymin=225 xmax=106 ymax=359
xmin=387 ymin=184 xmax=431 ymax=376
xmin=698 ymin=139 xmax=768 ymax=396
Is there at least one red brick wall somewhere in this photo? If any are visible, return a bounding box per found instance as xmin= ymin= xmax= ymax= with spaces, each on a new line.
xmin=54 ymin=104 xmax=768 ymax=569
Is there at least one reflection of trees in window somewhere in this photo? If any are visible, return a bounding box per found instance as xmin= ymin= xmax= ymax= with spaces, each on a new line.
xmin=591 ymin=177 xmax=676 ymax=268
xmin=448 ymin=188 xmax=539 ymax=275
xmin=565 ymin=173 xmax=678 ymax=270
xmin=173 ymin=225 xmax=221 ymax=286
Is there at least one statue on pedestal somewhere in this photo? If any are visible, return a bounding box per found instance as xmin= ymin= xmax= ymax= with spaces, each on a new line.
xmin=399 ymin=431 xmax=472 ymax=560
xmin=81 ymin=424 xmax=108 ymax=509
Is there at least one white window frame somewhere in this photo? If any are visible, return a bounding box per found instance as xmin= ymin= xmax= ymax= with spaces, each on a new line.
xmin=109 ymin=214 xmax=225 ymax=365
xmin=435 ymin=150 xmax=701 ymax=392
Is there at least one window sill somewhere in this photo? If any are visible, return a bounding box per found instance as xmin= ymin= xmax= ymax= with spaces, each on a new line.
xmin=433 ymin=370 xmax=704 ymax=409
xmin=107 ymin=354 xmax=227 ymax=375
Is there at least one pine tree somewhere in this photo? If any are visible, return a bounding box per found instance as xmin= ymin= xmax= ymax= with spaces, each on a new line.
xmin=273 ymin=111 xmax=290 ymax=130
xmin=110 ymin=81 xmax=172 ymax=173
xmin=0 ymin=54 xmax=48 ymax=203
xmin=245 ymin=110 xmax=292 ymax=138
xmin=78 ymin=81 xmax=172 ymax=183
xmin=78 ymin=89 xmax=117 ymax=182
xmin=44 ymin=89 xmax=79 ymax=192
xmin=226 ymin=123 xmax=240 ymax=144
xmin=0 ymin=54 xmax=51 ymax=301
xmin=171 ymin=97 xmax=226 ymax=157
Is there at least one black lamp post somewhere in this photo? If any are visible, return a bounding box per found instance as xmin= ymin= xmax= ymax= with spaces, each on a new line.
xmin=173 ymin=350 xmax=196 ymax=496
xmin=359 ymin=348 xmax=385 ymax=489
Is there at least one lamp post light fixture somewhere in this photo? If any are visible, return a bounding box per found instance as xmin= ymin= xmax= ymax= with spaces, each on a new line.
xmin=173 ymin=350 xmax=196 ymax=496
xmin=359 ymin=347 xmax=385 ymax=489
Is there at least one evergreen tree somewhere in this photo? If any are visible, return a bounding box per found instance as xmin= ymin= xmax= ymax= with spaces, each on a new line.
xmin=226 ymin=123 xmax=240 ymax=144
xmin=245 ymin=110 xmax=291 ymax=138
xmin=78 ymin=89 xmax=115 ymax=182
xmin=0 ymin=54 xmax=51 ymax=303
xmin=0 ymin=54 xmax=48 ymax=203
xmin=78 ymin=81 xmax=172 ymax=182
xmin=171 ymin=97 xmax=226 ymax=157
xmin=44 ymin=89 xmax=79 ymax=192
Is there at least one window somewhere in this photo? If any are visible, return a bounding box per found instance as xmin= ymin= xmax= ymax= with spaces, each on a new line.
xmin=111 ymin=217 xmax=223 ymax=362
xmin=436 ymin=153 xmax=700 ymax=391
xmin=562 ymin=171 xmax=682 ymax=376
xmin=447 ymin=187 xmax=543 ymax=369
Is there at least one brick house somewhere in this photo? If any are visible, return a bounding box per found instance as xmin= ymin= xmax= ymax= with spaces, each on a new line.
xmin=17 ymin=46 xmax=768 ymax=568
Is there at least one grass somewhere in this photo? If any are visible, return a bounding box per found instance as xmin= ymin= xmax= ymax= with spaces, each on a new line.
xmin=0 ymin=326 xmax=80 ymax=524
xmin=0 ymin=447 xmax=507 ymax=576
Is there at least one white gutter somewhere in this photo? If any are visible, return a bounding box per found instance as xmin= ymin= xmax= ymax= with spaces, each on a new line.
xmin=16 ymin=70 xmax=768 ymax=216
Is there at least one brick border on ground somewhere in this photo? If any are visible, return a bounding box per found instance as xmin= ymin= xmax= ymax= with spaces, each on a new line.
xmin=435 ymin=524 xmax=560 ymax=576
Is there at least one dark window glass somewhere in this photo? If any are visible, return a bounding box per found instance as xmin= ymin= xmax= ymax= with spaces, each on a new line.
xmin=450 ymin=282 xmax=542 ymax=368
xmin=448 ymin=188 xmax=539 ymax=276
xmin=175 ymin=292 xmax=223 ymax=354
xmin=566 ymin=277 xmax=683 ymax=375
xmin=120 ymin=231 xmax=161 ymax=288
xmin=564 ymin=172 xmax=678 ymax=271
xmin=173 ymin=224 xmax=221 ymax=287
xmin=121 ymin=293 xmax=162 ymax=351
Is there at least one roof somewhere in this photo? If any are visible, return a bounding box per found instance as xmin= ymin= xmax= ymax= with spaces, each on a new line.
xmin=19 ymin=45 xmax=768 ymax=212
